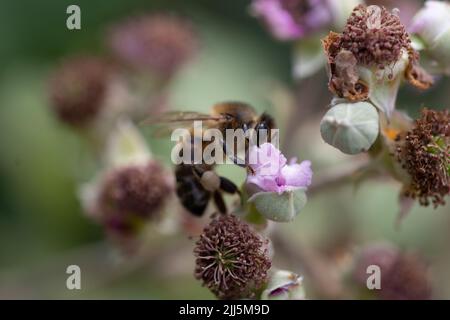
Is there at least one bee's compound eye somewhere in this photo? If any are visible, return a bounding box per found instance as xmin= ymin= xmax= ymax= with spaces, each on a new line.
xmin=200 ymin=171 xmax=221 ymax=192
xmin=256 ymin=121 xmax=268 ymax=131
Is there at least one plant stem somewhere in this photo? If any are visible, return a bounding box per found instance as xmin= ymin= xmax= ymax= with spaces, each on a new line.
xmin=308 ymin=157 xmax=373 ymax=195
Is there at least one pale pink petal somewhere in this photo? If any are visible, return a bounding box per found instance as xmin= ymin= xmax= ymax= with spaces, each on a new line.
xmin=247 ymin=174 xmax=280 ymax=193
xmin=246 ymin=143 xmax=313 ymax=194
xmin=248 ymin=143 xmax=286 ymax=176
xmin=280 ymin=160 xmax=313 ymax=188
xmin=251 ymin=0 xmax=304 ymax=40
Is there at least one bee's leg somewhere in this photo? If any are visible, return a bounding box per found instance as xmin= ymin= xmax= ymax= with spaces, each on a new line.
xmin=220 ymin=176 xmax=244 ymax=206
xmin=244 ymin=138 xmax=255 ymax=175
xmin=226 ymin=154 xmax=247 ymax=169
xmin=221 ymin=138 xmax=247 ymax=168
xmin=191 ymin=165 xmax=205 ymax=180
xmin=213 ymin=191 xmax=227 ymax=214
xmin=219 ymin=177 xmax=241 ymax=196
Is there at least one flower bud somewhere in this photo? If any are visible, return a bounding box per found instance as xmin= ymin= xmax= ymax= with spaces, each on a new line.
xmin=410 ymin=1 xmax=450 ymax=74
xmin=261 ymin=269 xmax=306 ymax=300
xmin=320 ymin=101 xmax=379 ymax=155
xmin=79 ymin=119 xmax=173 ymax=241
xmin=194 ymin=214 xmax=271 ymax=299
xmin=97 ymin=161 xmax=173 ymax=236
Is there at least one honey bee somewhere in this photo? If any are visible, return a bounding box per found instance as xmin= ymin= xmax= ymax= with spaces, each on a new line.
xmin=144 ymin=101 xmax=276 ymax=216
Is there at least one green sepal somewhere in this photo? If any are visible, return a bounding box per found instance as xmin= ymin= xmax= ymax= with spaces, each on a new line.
xmin=248 ymin=189 xmax=307 ymax=222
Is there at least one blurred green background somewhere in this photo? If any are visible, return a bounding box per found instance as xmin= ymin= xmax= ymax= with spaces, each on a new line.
xmin=0 ymin=0 xmax=449 ymax=299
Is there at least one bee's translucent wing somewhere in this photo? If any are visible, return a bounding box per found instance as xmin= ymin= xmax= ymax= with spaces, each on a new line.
xmin=140 ymin=111 xmax=224 ymax=138
xmin=141 ymin=111 xmax=222 ymax=125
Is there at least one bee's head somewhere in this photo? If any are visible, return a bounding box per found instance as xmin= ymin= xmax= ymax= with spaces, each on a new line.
xmin=254 ymin=113 xmax=276 ymax=146
xmin=213 ymin=101 xmax=257 ymax=131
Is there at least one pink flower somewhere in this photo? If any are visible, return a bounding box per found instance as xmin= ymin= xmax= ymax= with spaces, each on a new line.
xmin=247 ymin=143 xmax=313 ymax=194
xmin=251 ymin=0 xmax=332 ymax=41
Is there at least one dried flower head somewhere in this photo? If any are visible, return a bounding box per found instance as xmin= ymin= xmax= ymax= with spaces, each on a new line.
xmin=353 ymin=243 xmax=399 ymax=285
xmin=381 ymin=253 xmax=432 ymax=300
xmin=323 ymin=32 xmax=370 ymax=101
xmin=108 ymin=14 xmax=198 ymax=77
xmin=354 ymin=244 xmax=432 ymax=300
xmin=322 ymin=4 xmax=433 ymax=113
xmin=49 ymin=56 xmax=111 ymax=126
xmin=98 ymin=161 xmax=173 ymax=235
xmin=395 ymin=108 xmax=450 ymax=207
xmin=340 ymin=4 xmax=411 ymax=69
xmin=194 ymin=214 xmax=271 ymax=299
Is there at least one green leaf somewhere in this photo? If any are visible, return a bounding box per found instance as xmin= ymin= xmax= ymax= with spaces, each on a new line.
xmin=248 ymin=189 xmax=307 ymax=222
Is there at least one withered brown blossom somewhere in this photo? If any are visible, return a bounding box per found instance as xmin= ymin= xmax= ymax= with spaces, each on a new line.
xmin=322 ymin=4 xmax=432 ymax=101
xmin=49 ymin=56 xmax=111 ymax=126
xmin=354 ymin=244 xmax=432 ymax=300
xmin=108 ymin=14 xmax=198 ymax=77
xmin=340 ymin=4 xmax=410 ymax=69
xmin=353 ymin=244 xmax=399 ymax=285
xmin=395 ymin=108 xmax=450 ymax=207
xmin=98 ymin=161 xmax=173 ymax=235
xmin=194 ymin=214 xmax=271 ymax=299
xmin=381 ymin=253 xmax=432 ymax=300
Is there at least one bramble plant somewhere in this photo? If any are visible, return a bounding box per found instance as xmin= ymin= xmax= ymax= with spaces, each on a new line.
xmin=44 ymin=1 xmax=449 ymax=300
